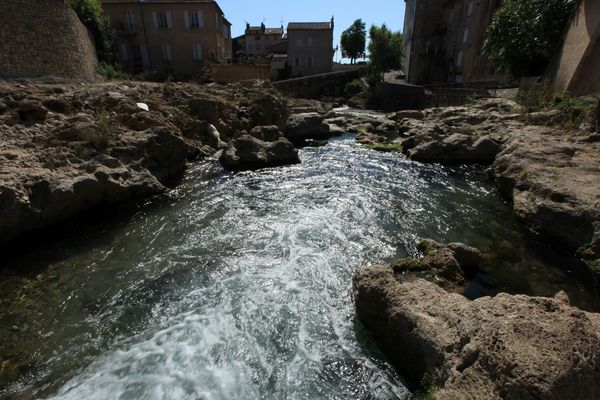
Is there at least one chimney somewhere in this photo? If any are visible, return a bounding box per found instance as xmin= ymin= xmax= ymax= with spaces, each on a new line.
xmin=331 ymin=16 xmax=335 ymax=29
xmin=246 ymin=22 xmax=250 ymax=30
xmin=261 ymin=22 xmax=266 ymax=33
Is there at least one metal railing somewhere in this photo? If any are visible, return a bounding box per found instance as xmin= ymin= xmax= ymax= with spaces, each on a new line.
xmin=425 ymin=80 xmax=499 ymax=107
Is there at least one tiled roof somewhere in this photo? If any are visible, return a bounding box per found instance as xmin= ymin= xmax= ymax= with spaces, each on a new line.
xmin=287 ymin=22 xmax=331 ymax=30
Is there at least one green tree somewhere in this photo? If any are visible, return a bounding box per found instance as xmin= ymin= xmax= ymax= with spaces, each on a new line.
xmin=482 ymin=0 xmax=577 ymax=77
xmin=69 ymin=0 xmax=115 ymax=63
xmin=341 ymin=19 xmax=367 ymax=64
xmin=368 ymin=24 xmax=403 ymax=81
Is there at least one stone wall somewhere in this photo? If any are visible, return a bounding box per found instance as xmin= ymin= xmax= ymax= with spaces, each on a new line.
xmin=0 ymin=0 xmax=97 ymax=81
xmin=212 ymin=64 xmax=271 ymax=83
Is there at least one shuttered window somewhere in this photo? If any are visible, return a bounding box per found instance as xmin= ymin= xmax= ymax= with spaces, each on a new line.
xmin=192 ymin=43 xmax=203 ymax=60
xmin=163 ymin=44 xmax=173 ymax=61
xmin=153 ymin=11 xmax=172 ymax=29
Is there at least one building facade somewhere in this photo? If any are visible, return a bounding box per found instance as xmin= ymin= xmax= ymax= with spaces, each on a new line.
xmin=101 ymin=0 xmax=232 ymax=77
xmin=242 ymin=23 xmax=285 ymax=58
xmin=287 ymin=19 xmax=334 ymax=77
xmin=404 ymin=0 xmax=508 ymax=85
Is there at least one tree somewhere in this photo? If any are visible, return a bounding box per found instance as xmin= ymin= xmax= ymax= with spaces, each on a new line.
xmin=482 ymin=0 xmax=577 ymax=77
xmin=368 ymin=24 xmax=403 ymax=81
xmin=341 ymin=19 xmax=367 ymax=64
xmin=69 ymin=0 xmax=115 ymax=63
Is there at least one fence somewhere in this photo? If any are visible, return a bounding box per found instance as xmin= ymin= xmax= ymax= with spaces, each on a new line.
xmin=425 ymin=80 xmax=500 ymax=107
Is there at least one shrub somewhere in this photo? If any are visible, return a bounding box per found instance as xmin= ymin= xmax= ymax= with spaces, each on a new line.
xmin=344 ymin=79 xmax=364 ymax=98
xmin=69 ymin=0 xmax=115 ymax=63
xmin=97 ymin=62 xmax=123 ymax=80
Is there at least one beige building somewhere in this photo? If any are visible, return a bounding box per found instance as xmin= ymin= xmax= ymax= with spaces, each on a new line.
xmin=101 ymin=0 xmax=232 ymax=77
xmin=552 ymin=0 xmax=600 ymax=95
xmin=287 ymin=19 xmax=334 ymax=77
xmin=404 ymin=0 xmax=508 ymax=85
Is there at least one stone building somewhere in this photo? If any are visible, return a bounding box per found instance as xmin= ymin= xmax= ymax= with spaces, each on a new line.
xmin=551 ymin=0 xmax=600 ymax=95
xmin=0 ymin=0 xmax=97 ymax=81
xmin=101 ymin=0 xmax=232 ymax=77
xmin=287 ymin=18 xmax=335 ymax=77
xmin=403 ymin=0 xmax=508 ymax=85
xmin=241 ymin=23 xmax=286 ymax=58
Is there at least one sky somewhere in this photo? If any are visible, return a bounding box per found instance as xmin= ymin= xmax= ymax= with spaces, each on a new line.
xmin=216 ymin=0 xmax=406 ymax=63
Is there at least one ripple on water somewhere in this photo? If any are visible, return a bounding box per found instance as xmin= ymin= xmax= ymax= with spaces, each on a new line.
xmin=0 ymin=135 xmax=596 ymax=400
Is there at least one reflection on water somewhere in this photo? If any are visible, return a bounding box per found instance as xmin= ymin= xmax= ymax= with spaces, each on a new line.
xmin=0 ymin=135 xmax=596 ymax=399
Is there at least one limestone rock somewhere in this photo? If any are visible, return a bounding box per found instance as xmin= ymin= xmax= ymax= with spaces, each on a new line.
xmin=220 ymin=134 xmax=300 ymax=171
xmin=408 ymin=134 xmax=501 ymax=164
xmin=354 ymin=266 xmax=600 ymax=400
xmin=0 ymin=79 xmax=291 ymax=246
xmin=284 ymin=113 xmax=331 ymax=145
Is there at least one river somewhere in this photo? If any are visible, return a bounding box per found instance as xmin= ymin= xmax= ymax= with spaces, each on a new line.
xmin=1 ymin=135 xmax=596 ymax=399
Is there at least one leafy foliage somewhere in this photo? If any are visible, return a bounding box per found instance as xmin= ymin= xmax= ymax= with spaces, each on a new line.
xmin=341 ymin=19 xmax=367 ymax=64
xmin=368 ymin=24 xmax=403 ymax=82
xmin=69 ymin=0 xmax=115 ymax=63
xmin=344 ymin=79 xmax=364 ymax=98
xmin=482 ymin=0 xmax=577 ymax=77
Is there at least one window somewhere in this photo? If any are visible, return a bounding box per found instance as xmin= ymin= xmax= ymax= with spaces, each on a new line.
xmin=153 ymin=11 xmax=172 ymax=29
xmin=120 ymin=43 xmax=129 ymax=62
xmin=456 ymin=51 xmax=463 ymax=67
xmin=296 ymin=38 xmax=304 ymax=47
xmin=467 ymin=1 xmax=474 ymax=17
xmin=463 ymin=28 xmax=469 ymax=43
xmin=126 ymin=11 xmax=136 ymax=32
xmin=192 ymin=43 xmax=203 ymax=60
xmin=187 ymin=10 xmax=203 ymax=28
xmin=307 ymin=37 xmax=313 ymax=46
xmin=158 ymin=12 xmax=168 ymax=28
xmin=163 ymin=44 xmax=173 ymax=61
xmin=307 ymin=56 xmax=313 ymax=67
xmin=295 ymin=56 xmax=300 ymax=67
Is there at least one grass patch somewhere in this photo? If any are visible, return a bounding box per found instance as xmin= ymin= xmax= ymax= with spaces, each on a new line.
xmin=516 ymin=84 xmax=600 ymax=128
xmin=411 ymin=374 xmax=437 ymax=400
xmin=76 ymin=110 xmax=112 ymax=148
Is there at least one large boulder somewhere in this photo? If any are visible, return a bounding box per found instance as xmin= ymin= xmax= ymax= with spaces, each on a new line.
xmin=354 ymin=266 xmax=600 ymax=400
xmin=220 ymin=133 xmax=300 ymax=171
xmin=408 ymin=134 xmax=502 ymax=164
xmin=284 ymin=113 xmax=331 ymax=145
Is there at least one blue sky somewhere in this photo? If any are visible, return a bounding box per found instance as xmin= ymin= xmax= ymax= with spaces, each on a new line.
xmin=216 ymin=0 xmax=406 ymax=62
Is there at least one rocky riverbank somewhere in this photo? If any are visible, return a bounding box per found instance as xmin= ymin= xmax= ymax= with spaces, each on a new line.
xmin=0 ymin=79 xmax=289 ymax=247
xmin=354 ymin=241 xmax=600 ymax=399
xmin=325 ymin=98 xmax=600 ymax=276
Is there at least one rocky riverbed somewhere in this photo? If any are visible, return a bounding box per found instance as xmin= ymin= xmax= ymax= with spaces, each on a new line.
xmin=323 ymin=99 xmax=600 ymax=277
xmin=1 ymin=79 xmax=600 ymax=399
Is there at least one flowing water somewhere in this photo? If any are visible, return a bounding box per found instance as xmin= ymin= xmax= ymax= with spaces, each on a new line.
xmin=1 ymin=135 xmax=597 ymax=400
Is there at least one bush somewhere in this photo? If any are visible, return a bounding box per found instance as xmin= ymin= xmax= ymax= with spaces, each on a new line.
xmin=69 ymin=0 xmax=115 ymax=63
xmin=344 ymin=79 xmax=363 ymax=98
xmin=98 ymin=62 xmax=123 ymax=80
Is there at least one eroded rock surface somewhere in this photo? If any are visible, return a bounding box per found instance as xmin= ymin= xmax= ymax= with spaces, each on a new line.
xmin=220 ymin=127 xmax=299 ymax=171
xmin=0 ymin=80 xmax=289 ymax=245
xmin=354 ymin=265 xmax=600 ymax=400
